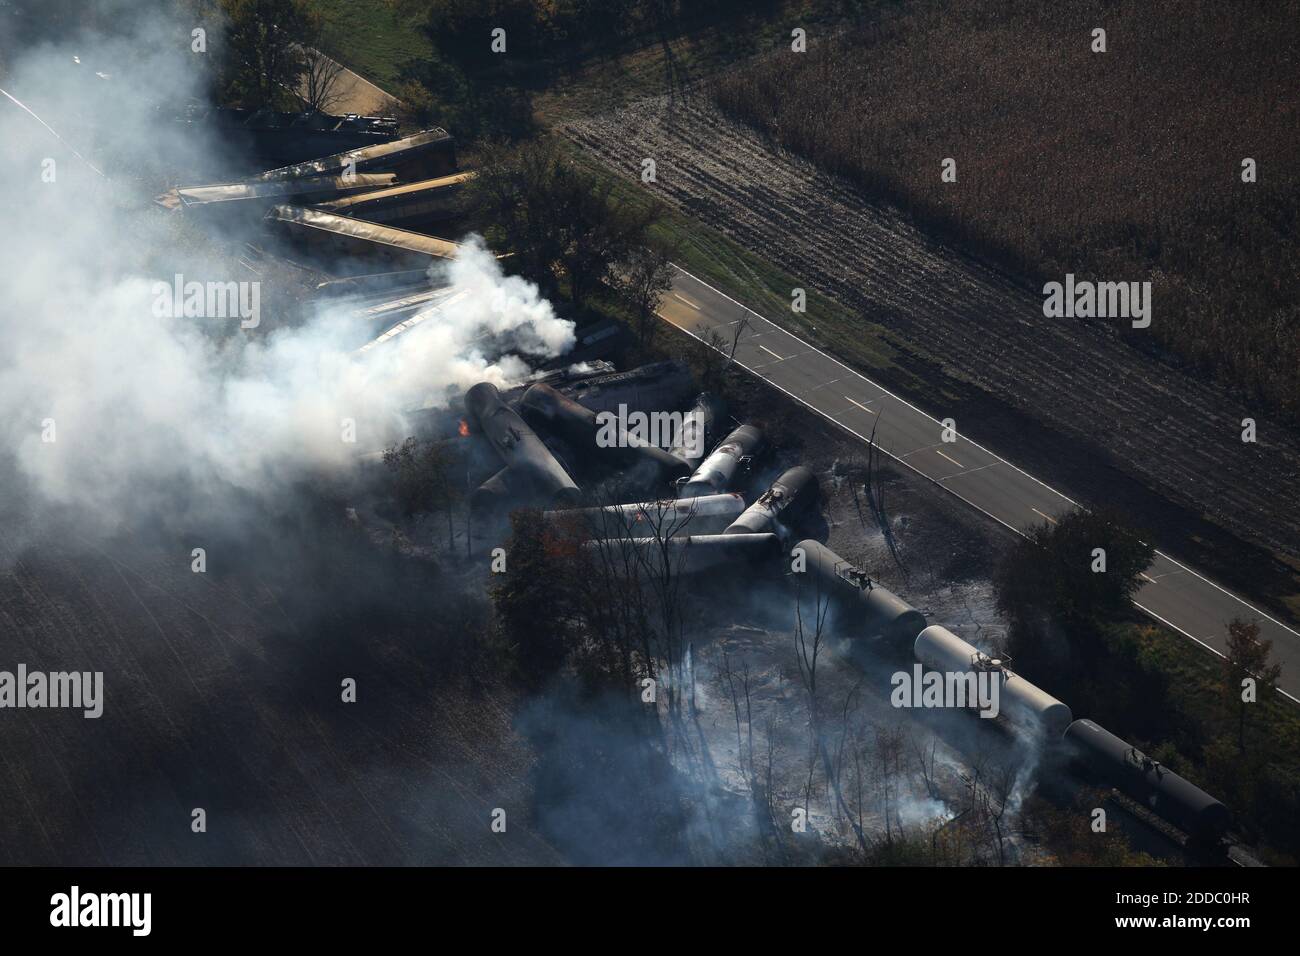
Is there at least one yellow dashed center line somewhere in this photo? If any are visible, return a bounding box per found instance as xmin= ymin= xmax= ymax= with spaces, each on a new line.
xmin=844 ymin=396 xmax=876 ymax=414
xmin=1031 ymin=507 xmax=1058 ymax=525
xmin=672 ymin=293 xmax=701 ymax=310
xmin=759 ymin=344 xmax=785 ymax=360
xmin=936 ymin=448 xmax=963 ymax=469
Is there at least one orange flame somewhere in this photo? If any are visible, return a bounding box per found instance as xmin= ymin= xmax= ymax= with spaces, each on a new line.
xmin=458 ymin=419 xmax=470 ymax=437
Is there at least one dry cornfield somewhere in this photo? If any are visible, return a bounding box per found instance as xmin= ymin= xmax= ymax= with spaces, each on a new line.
xmin=710 ymin=0 xmax=1300 ymax=425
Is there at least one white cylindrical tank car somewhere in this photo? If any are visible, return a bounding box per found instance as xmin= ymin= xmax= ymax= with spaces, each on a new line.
xmin=677 ymin=424 xmax=763 ymax=498
xmin=582 ymin=532 xmax=781 ymax=576
xmin=913 ymin=625 xmax=1072 ymax=738
xmin=543 ymin=493 xmax=745 ymax=539
xmin=724 ymin=466 xmax=819 ymax=539
xmin=669 ymin=392 xmax=725 ymax=466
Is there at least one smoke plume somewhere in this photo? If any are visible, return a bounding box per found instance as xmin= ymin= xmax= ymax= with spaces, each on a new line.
xmin=0 ymin=4 xmax=573 ymax=541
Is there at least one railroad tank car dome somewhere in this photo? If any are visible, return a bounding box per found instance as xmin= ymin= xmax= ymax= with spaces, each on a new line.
xmin=724 ymin=465 xmax=819 ymax=537
xmin=792 ymin=539 xmax=927 ymax=645
xmin=678 ymin=424 xmax=764 ymax=498
xmin=914 ymin=625 xmax=1072 ymax=738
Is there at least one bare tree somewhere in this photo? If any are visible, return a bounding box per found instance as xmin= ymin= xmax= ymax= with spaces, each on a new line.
xmin=872 ymin=723 xmax=906 ymax=845
xmin=618 ymin=244 xmax=674 ymax=349
xmin=720 ymin=651 xmax=757 ymax=786
xmin=792 ymin=569 xmax=870 ymax=853
xmin=301 ymin=42 xmax=346 ymax=114
xmin=863 ymin=416 xmax=908 ymax=579
xmin=909 ymin=731 xmax=941 ymax=800
xmin=727 ymin=313 xmax=752 ymax=366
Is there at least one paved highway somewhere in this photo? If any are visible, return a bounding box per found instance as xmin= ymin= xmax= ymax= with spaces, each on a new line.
xmin=658 ymin=264 xmax=1300 ymax=700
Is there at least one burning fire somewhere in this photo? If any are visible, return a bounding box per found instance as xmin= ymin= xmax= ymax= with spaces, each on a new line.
xmin=458 ymin=419 xmax=470 ymax=438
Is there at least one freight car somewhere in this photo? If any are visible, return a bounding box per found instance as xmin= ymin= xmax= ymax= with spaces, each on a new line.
xmin=668 ymin=392 xmax=725 ymax=467
xmin=155 ymin=173 xmax=398 ymax=230
xmin=1063 ymin=719 xmax=1231 ymax=842
xmin=913 ymin=624 xmax=1073 ymax=738
xmin=582 ymin=532 xmax=782 ymax=576
xmin=544 ymin=493 xmax=746 ymax=539
xmin=464 ymin=382 xmax=580 ymax=511
xmin=251 ymin=128 xmax=457 ymax=184
xmin=724 ymin=466 xmax=818 ymax=539
xmin=517 ymin=383 xmax=690 ymax=484
xmin=790 ymin=539 xmax=926 ymax=646
xmin=264 ymin=205 xmax=460 ymax=273
xmin=677 ymin=424 xmax=763 ymax=498
xmin=316 ymin=172 xmax=475 ymax=229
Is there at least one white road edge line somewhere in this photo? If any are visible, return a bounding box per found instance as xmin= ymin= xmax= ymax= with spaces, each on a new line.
xmin=667 ymin=262 xmax=1300 ymax=641
xmin=660 ymin=266 xmax=1300 ymax=703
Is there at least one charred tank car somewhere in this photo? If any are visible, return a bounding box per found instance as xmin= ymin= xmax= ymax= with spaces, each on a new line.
xmin=790 ymin=539 xmax=926 ymax=646
xmin=1063 ymin=719 xmax=1231 ymax=843
xmin=543 ymin=493 xmax=745 ymax=540
xmin=464 ymin=382 xmax=580 ymax=513
xmin=517 ymin=382 xmax=690 ymax=488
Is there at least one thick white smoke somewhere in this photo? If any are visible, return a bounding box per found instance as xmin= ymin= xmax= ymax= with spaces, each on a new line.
xmin=0 ymin=6 xmax=573 ymax=537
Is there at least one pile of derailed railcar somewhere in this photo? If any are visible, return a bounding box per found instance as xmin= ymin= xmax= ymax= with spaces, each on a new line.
xmin=158 ymin=111 xmax=1239 ymax=867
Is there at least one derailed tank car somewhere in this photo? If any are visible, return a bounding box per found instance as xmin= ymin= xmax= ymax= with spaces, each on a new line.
xmin=724 ymin=466 xmax=818 ymax=539
xmin=669 ymin=392 xmax=725 ymax=466
xmin=1063 ymin=719 xmax=1231 ymax=842
xmin=464 ymin=382 xmax=580 ymax=511
xmin=913 ymin=625 xmax=1073 ymax=738
xmin=544 ymin=493 xmax=745 ymax=540
xmin=583 ymin=532 xmax=781 ymax=577
xmin=518 ymin=383 xmax=690 ymax=484
xmin=677 ymin=424 xmax=763 ymax=498
xmin=792 ymin=539 xmax=926 ymax=646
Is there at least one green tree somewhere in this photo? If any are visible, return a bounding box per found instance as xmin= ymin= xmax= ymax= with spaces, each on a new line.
xmin=616 ymin=243 xmax=675 ymax=348
xmin=382 ymin=437 xmax=462 ymax=548
xmin=995 ymin=508 xmax=1154 ymax=628
xmin=463 ymin=139 xmax=664 ymax=310
xmin=219 ymin=0 xmax=316 ymax=109
xmin=490 ymin=509 xmax=574 ymax=686
xmin=1222 ymin=618 xmax=1282 ymax=753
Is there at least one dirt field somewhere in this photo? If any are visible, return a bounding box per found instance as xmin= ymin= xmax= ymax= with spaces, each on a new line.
xmin=562 ymin=95 xmax=1300 ymax=612
xmin=0 ymin=507 xmax=561 ymax=866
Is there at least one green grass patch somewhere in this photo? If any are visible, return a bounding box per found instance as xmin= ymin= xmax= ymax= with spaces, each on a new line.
xmin=307 ymin=0 xmax=430 ymax=90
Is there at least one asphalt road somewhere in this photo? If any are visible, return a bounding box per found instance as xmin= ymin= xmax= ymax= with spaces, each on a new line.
xmin=658 ymin=264 xmax=1300 ymax=700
